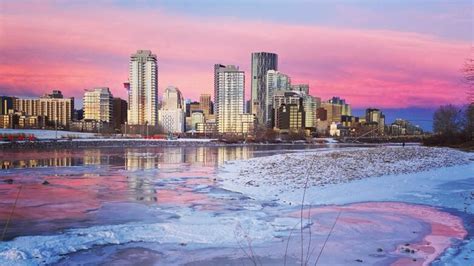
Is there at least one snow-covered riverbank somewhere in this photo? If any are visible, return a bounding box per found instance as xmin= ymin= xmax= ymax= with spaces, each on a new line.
xmin=0 ymin=145 xmax=473 ymax=265
xmin=219 ymin=146 xmax=473 ymax=202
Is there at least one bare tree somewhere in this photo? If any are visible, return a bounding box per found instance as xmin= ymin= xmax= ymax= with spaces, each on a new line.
xmin=462 ymin=53 xmax=474 ymax=139
xmin=464 ymin=104 xmax=474 ymax=139
xmin=433 ymin=105 xmax=462 ymax=136
xmin=462 ymin=54 xmax=474 ymax=104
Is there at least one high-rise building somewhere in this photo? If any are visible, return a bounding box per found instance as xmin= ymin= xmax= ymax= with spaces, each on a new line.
xmin=328 ymin=96 xmax=351 ymax=116
xmin=265 ymin=70 xmax=291 ymax=124
xmin=251 ymin=52 xmax=278 ymax=124
xmin=272 ymin=90 xmax=304 ymax=128
xmin=83 ymin=87 xmax=113 ymax=123
xmin=158 ymin=86 xmax=185 ymax=133
xmin=366 ymin=108 xmax=385 ymax=134
xmin=190 ymin=111 xmax=205 ymax=131
xmin=390 ymin=119 xmax=423 ymax=136
xmin=128 ymin=50 xmax=158 ymax=126
xmin=291 ymin=84 xmax=309 ymax=95
xmin=14 ymin=90 xmax=74 ymax=128
xmin=214 ymin=64 xmax=247 ymax=133
xmin=214 ymin=64 xmax=225 ymax=119
xmin=162 ymin=86 xmax=185 ymax=110
xmin=0 ymin=96 xmax=14 ymax=115
xmin=199 ymin=94 xmax=212 ymax=116
xmin=319 ymin=97 xmax=351 ymax=124
xmin=303 ymin=95 xmax=320 ymax=128
xmin=275 ymin=102 xmax=305 ymax=132
xmin=320 ymin=102 xmax=342 ymax=123
xmin=113 ymin=98 xmax=127 ymax=131
xmin=186 ymin=101 xmax=201 ymax=117
xmin=272 ymin=90 xmax=303 ymax=110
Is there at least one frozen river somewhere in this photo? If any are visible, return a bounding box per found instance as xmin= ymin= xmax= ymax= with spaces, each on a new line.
xmin=0 ymin=144 xmax=472 ymax=265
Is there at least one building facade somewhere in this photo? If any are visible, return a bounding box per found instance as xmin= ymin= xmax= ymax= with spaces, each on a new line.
xmin=272 ymin=90 xmax=304 ymax=127
xmin=275 ymin=103 xmax=305 ymax=132
xmin=250 ymin=52 xmax=278 ymax=124
xmin=190 ymin=111 xmax=205 ymax=131
xmin=128 ymin=50 xmax=158 ymax=126
xmin=0 ymin=96 xmax=14 ymax=115
xmin=113 ymin=98 xmax=127 ymax=131
xmin=265 ymin=70 xmax=291 ymax=125
xmin=328 ymin=97 xmax=351 ymax=116
xmin=291 ymin=84 xmax=309 ymax=95
xmin=186 ymin=101 xmax=201 ymax=117
xmin=14 ymin=90 xmax=74 ymax=128
xmin=365 ymin=108 xmax=385 ymax=134
xmin=320 ymin=102 xmax=342 ymax=123
xmin=214 ymin=64 xmax=246 ymax=134
xmin=199 ymin=94 xmax=212 ymax=116
xmin=303 ymin=95 xmax=320 ymax=128
xmin=83 ymin=87 xmax=113 ymax=123
xmin=158 ymin=86 xmax=185 ymax=133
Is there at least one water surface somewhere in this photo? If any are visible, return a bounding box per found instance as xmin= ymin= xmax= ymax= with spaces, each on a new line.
xmin=0 ymin=144 xmax=471 ymax=265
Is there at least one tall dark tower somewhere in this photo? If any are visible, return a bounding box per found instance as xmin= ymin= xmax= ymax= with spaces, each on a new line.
xmin=251 ymin=52 xmax=278 ymax=125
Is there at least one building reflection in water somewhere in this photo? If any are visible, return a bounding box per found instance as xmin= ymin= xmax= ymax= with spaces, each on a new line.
xmin=0 ymin=145 xmax=254 ymax=171
xmin=1 ymin=151 xmax=79 ymax=169
xmin=126 ymin=173 xmax=157 ymax=202
xmin=123 ymin=146 xmax=252 ymax=170
xmin=216 ymin=146 xmax=251 ymax=164
xmin=125 ymin=151 xmax=160 ymax=170
xmin=83 ymin=149 xmax=102 ymax=166
xmin=0 ymin=149 xmax=130 ymax=170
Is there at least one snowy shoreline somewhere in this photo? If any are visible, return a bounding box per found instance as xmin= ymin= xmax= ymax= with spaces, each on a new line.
xmin=218 ymin=146 xmax=473 ymax=203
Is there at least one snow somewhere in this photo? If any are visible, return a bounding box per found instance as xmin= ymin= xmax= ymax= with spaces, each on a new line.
xmin=219 ymin=146 xmax=473 ymax=204
xmin=0 ymin=210 xmax=290 ymax=265
xmin=0 ymin=129 xmax=96 ymax=139
xmin=0 ymin=145 xmax=472 ymax=265
xmin=0 ymin=129 xmax=216 ymax=142
xmin=69 ymin=138 xmax=215 ymax=142
xmin=313 ymin=137 xmax=339 ymax=143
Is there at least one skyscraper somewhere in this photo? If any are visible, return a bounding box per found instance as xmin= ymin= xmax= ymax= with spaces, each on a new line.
xmin=251 ymin=52 xmax=278 ymax=124
xmin=0 ymin=96 xmax=14 ymax=115
xmin=214 ymin=64 xmax=225 ymax=119
xmin=328 ymin=96 xmax=351 ymax=116
xmin=162 ymin=86 xmax=185 ymax=110
xmin=199 ymin=94 xmax=212 ymax=116
xmin=214 ymin=64 xmax=246 ymax=133
xmin=83 ymin=87 xmax=113 ymax=123
xmin=158 ymin=86 xmax=185 ymax=133
xmin=265 ymin=70 xmax=291 ymax=124
xmin=128 ymin=50 xmax=158 ymax=126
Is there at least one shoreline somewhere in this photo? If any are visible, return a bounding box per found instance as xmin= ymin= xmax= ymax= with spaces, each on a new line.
xmin=0 ymin=139 xmax=221 ymax=150
xmin=218 ymin=146 xmax=473 ymax=204
xmin=0 ymin=139 xmax=403 ymax=151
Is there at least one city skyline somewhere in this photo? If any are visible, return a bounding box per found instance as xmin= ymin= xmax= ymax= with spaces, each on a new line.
xmin=1 ymin=1 xmax=471 ymax=109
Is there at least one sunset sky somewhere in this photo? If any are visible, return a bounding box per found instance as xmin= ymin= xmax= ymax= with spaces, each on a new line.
xmin=0 ymin=1 xmax=471 ymax=129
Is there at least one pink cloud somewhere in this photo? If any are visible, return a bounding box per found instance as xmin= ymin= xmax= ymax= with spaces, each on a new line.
xmin=0 ymin=2 xmax=470 ymax=108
